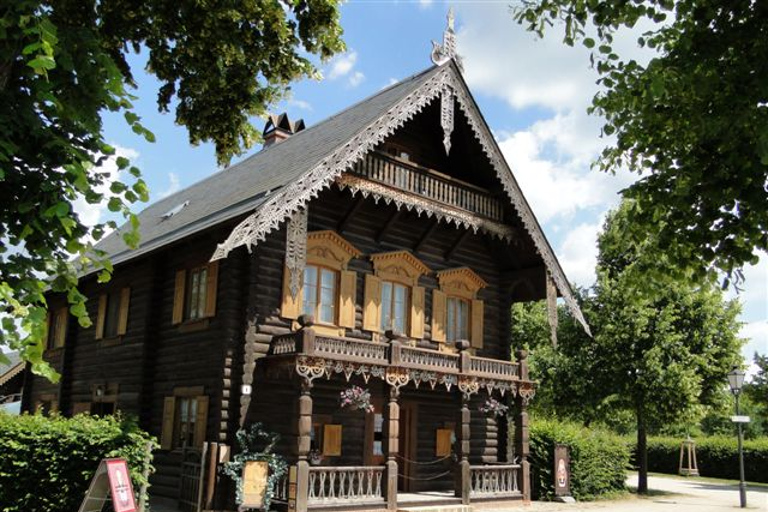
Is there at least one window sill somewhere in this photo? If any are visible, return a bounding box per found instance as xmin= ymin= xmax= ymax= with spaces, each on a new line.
xmin=97 ymin=336 xmax=124 ymax=347
xmin=44 ymin=347 xmax=64 ymax=358
xmin=178 ymin=318 xmax=210 ymax=333
xmin=292 ymin=321 xmax=344 ymax=337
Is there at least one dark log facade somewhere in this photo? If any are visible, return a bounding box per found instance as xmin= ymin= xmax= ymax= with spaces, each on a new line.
xmin=20 ymin=60 xmax=577 ymax=511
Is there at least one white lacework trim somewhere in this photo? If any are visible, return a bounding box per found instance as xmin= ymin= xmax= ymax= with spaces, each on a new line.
xmin=285 ymin=208 xmax=308 ymax=299
xmin=335 ymin=175 xmax=514 ymax=241
xmin=211 ymin=62 xmax=591 ymax=336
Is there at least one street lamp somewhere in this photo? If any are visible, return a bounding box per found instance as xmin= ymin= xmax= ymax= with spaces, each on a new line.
xmin=727 ymin=366 xmax=747 ymax=508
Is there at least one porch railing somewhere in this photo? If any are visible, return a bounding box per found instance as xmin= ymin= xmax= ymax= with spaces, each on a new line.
xmin=469 ymin=464 xmax=521 ymax=499
xmin=352 ymin=152 xmax=504 ymax=222
xmin=307 ymin=466 xmax=385 ymax=506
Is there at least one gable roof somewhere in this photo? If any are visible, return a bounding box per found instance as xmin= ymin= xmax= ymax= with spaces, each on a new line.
xmin=0 ymin=352 xmax=24 ymax=388
xmin=95 ymin=65 xmax=444 ymax=265
xmin=96 ymin=60 xmax=589 ymax=335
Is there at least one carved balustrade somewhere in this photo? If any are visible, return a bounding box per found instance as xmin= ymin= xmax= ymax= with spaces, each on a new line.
xmin=352 ymin=152 xmax=503 ymax=222
xmin=469 ymin=464 xmax=521 ymax=498
xmin=307 ymin=466 xmax=385 ymax=506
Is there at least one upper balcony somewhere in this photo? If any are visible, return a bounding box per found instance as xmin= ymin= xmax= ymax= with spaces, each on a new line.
xmin=350 ymin=152 xmax=504 ymax=223
xmin=266 ymin=326 xmax=533 ymax=398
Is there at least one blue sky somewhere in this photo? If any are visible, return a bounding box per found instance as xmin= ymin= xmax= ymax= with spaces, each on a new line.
xmin=93 ymin=1 xmax=766 ymax=369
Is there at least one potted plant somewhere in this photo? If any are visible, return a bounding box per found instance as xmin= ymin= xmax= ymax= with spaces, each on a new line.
xmin=479 ymin=397 xmax=508 ymax=417
xmin=339 ymin=385 xmax=374 ymax=413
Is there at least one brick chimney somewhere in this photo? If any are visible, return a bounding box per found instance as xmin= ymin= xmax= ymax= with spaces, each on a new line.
xmin=262 ymin=113 xmax=305 ymax=148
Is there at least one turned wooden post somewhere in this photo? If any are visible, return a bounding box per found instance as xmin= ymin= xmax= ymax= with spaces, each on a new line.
xmin=385 ymin=386 xmax=400 ymax=511
xmin=515 ymin=349 xmax=531 ymax=503
xmin=456 ymin=392 xmax=471 ymax=504
xmin=297 ymin=315 xmax=316 ymax=355
xmin=295 ymin=380 xmax=313 ymax=512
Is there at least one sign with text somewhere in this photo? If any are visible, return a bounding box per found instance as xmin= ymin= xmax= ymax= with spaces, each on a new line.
xmin=242 ymin=460 xmax=269 ymax=509
xmin=731 ymin=416 xmax=751 ymax=423
xmin=78 ymin=458 xmax=137 ymax=512
xmin=554 ymin=444 xmax=571 ymax=497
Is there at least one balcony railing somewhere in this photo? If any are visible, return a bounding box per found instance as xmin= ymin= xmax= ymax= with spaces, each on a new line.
xmin=269 ymin=331 xmax=520 ymax=382
xmin=351 ymin=152 xmax=504 ymax=222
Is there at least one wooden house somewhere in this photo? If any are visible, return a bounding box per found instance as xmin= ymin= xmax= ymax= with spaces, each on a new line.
xmin=22 ymin=19 xmax=590 ymax=512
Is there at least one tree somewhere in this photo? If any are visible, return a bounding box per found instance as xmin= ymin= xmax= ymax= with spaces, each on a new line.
xmin=512 ymin=0 xmax=767 ymax=285
xmin=0 ymin=0 xmax=345 ymax=379
xmin=515 ymin=201 xmax=744 ymax=494
xmin=744 ymin=353 xmax=768 ymax=409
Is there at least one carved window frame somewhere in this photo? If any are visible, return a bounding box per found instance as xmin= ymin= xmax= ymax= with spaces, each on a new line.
xmin=432 ymin=267 xmax=487 ymax=350
xmin=281 ymin=230 xmax=361 ymax=336
xmin=364 ymin=251 xmax=431 ymax=338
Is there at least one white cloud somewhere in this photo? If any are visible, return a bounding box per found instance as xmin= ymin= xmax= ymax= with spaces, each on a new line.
xmin=72 ymin=146 xmax=139 ymax=229
xmin=159 ymin=172 xmax=181 ymax=199
xmin=557 ymin=219 xmax=604 ymax=287
xmin=287 ymin=99 xmax=313 ymax=111
xmin=418 ymin=0 xmax=434 ymax=9
xmin=348 ymin=71 xmax=365 ymax=88
xmin=327 ymin=51 xmax=358 ymax=80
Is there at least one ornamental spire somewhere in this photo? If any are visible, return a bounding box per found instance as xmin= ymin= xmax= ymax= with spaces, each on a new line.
xmin=431 ymin=7 xmax=463 ymax=72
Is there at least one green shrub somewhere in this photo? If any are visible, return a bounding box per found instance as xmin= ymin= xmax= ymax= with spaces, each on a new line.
xmin=0 ymin=412 xmax=156 ymax=512
xmin=643 ymin=436 xmax=768 ymax=483
xmin=529 ymin=419 xmax=631 ymax=501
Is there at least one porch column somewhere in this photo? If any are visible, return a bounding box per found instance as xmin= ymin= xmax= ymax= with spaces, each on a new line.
xmin=385 ymin=386 xmax=400 ymax=511
xmin=296 ymin=379 xmax=313 ymax=512
xmin=456 ymin=392 xmax=471 ymax=505
xmin=514 ymin=350 xmax=531 ymax=503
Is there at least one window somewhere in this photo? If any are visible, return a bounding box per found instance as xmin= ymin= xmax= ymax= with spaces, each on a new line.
xmin=90 ymin=402 xmax=116 ymax=416
xmin=175 ymin=397 xmax=198 ymax=448
xmin=302 ymin=265 xmax=338 ymax=324
xmin=186 ymin=265 xmax=208 ymax=321
xmin=281 ymin=231 xmax=361 ymax=334
xmin=160 ymin=390 xmax=209 ymax=450
xmin=364 ymin=251 xmax=430 ymax=338
xmin=172 ymin=262 xmax=218 ymax=325
xmin=47 ymin=307 xmax=68 ymax=349
xmin=380 ymin=281 xmax=409 ymax=333
xmin=95 ymin=287 xmax=131 ymax=340
xmin=446 ymin=296 xmax=470 ymax=343
xmin=432 ymin=267 xmax=487 ymax=349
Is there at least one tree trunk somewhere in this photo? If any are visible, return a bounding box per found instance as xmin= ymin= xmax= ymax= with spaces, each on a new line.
xmin=637 ymin=413 xmax=648 ymax=494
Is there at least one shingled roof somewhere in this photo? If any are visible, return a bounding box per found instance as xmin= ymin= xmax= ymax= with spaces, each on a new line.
xmin=95 ymin=65 xmax=443 ymax=266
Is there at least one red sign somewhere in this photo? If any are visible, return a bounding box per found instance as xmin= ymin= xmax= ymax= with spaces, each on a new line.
xmin=106 ymin=459 xmax=137 ymax=512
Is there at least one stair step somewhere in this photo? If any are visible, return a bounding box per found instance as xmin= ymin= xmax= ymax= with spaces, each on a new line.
xmin=398 ymin=506 xmax=473 ymax=512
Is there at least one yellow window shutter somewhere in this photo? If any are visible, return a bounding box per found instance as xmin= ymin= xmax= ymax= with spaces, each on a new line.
xmin=95 ymin=295 xmax=107 ymax=340
xmin=194 ymin=395 xmax=209 ymax=448
xmin=410 ymin=286 xmax=425 ymax=339
xmin=55 ymin=308 xmax=68 ymax=348
xmin=362 ymin=274 xmax=381 ymax=332
xmin=436 ymin=429 xmax=453 ymax=457
xmin=281 ymin=265 xmax=301 ymax=320
xmin=117 ymin=287 xmax=131 ymax=336
xmin=431 ymin=289 xmax=446 ymax=343
xmin=161 ymin=396 xmax=176 ymax=450
xmin=323 ymin=424 xmax=342 ymax=456
xmin=338 ymin=270 xmax=357 ymax=329
xmin=172 ymin=270 xmax=186 ymax=325
xmin=72 ymin=402 xmax=91 ymax=415
xmin=471 ymin=299 xmax=484 ymax=349
xmin=204 ymin=261 xmax=219 ymax=318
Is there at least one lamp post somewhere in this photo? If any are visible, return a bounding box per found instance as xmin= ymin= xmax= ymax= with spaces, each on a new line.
xmin=727 ymin=367 xmax=747 ymax=508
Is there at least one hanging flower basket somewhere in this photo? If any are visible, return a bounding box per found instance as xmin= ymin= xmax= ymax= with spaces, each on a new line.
xmin=340 ymin=385 xmax=374 ymax=413
xmin=479 ymin=398 xmax=508 ymax=417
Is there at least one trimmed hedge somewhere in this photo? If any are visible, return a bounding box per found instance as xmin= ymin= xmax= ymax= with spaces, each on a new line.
xmin=644 ymin=436 xmax=768 ymax=483
xmin=529 ymin=419 xmax=631 ymax=501
xmin=0 ymin=412 xmax=156 ymax=512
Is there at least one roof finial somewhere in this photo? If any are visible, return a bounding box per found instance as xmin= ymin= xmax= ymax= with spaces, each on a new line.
xmin=431 ymin=7 xmax=463 ymax=71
